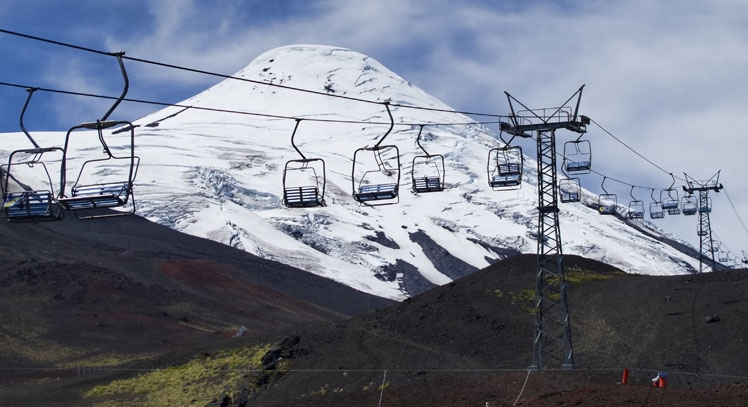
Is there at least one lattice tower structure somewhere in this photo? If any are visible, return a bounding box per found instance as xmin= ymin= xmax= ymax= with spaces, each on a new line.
xmin=501 ymin=86 xmax=588 ymax=369
xmin=683 ymin=171 xmax=723 ymax=274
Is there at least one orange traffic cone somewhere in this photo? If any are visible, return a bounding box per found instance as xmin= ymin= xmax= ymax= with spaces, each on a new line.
xmin=658 ymin=373 xmax=667 ymax=388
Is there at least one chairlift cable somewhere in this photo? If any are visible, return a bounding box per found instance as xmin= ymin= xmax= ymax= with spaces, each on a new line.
xmin=589 ymin=118 xmax=686 ymax=182
xmin=0 ymin=28 xmax=506 ymax=119
xmin=722 ymin=187 xmax=748 ymax=240
xmin=0 ymin=80 xmax=500 ymax=127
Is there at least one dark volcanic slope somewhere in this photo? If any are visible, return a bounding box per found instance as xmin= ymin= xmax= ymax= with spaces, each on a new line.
xmin=3 ymin=218 xmax=748 ymax=407
xmin=244 ymin=254 xmax=748 ymax=406
xmin=0 ymin=214 xmax=391 ymax=371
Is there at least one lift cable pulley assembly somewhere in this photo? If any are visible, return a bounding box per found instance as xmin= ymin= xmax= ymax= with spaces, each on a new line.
xmin=1 ymin=87 xmax=65 ymax=221
xmin=282 ymin=119 xmax=326 ymax=207
xmin=57 ymin=51 xmax=140 ymax=219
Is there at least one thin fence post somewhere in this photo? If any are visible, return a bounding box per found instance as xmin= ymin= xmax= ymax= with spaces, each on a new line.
xmin=377 ymin=369 xmax=387 ymax=407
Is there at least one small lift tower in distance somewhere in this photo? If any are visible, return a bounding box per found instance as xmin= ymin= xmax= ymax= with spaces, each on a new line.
xmin=500 ymin=85 xmax=590 ymax=370
xmin=683 ymin=171 xmax=723 ymax=273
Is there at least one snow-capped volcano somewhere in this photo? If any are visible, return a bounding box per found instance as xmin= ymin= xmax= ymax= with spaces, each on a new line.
xmin=1 ymin=45 xmax=699 ymax=300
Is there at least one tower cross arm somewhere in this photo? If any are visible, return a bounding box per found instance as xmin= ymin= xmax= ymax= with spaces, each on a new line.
xmin=502 ymin=119 xmax=588 ymax=135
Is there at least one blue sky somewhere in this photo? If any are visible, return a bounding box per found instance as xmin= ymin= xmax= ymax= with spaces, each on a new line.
xmin=1 ymin=0 xmax=748 ymax=259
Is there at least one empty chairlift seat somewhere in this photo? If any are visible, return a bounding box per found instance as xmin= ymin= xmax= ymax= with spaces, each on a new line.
xmin=1 ymin=88 xmax=64 ymax=222
xmin=412 ymin=175 xmax=442 ymax=193
xmin=354 ymin=182 xmax=399 ymax=202
xmin=57 ymin=123 xmax=140 ymax=218
xmin=57 ymin=52 xmax=140 ymax=219
xmin=649 ymin=201 xmax=665 ymax=219
xmin=488 ymin=146 xmax=523 ymax=190
xmin=60 ymin=181 xmax=131 ymax=210
xmin=351 ymin=102 xmax=400 ymax=206
xmin=598 ymin=194 xmax=617 ymax=215
xmin=597 ymin=177 xmax=617 ymax=215
xmin=682 ymin=195 xmax=698 ymax=215
xmin=627 ymin=186 xmax=644 ymax=219
xmin=661 ymin=194 xmax=680 ymax=213
xmin=3 ymin=191 xmax=54 ymax=219
xmin=411 ymin=125 xmax=445 ymax=193
xmin=283 ymin=185 xmax=322 ymax=207
xmin=563 ymin=139 xmax=592 ymax=174
xmin=490 ymin=163 xmax=522 ymax=188
xmin=2 ymin=155 xmax=63 ymax=222
xmin=282 ymin=160 xmax=325 ymax=208
xmin=661 ymin=179 xmax=680 ymax=215
xmin=628 ymin=200 xmax=644 ymax=219
xmin=352 ymin=147 xmax=401 ymax=205
xmin=282 ymin=120 xmax=326 ymax=208
xmin=559 ymin=178 xmax=581 ymax=203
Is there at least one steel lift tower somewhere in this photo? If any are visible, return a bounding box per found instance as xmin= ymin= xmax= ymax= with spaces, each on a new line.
xmin=501 ymin=86 xmax=589 ymax=369
xmin=683 ymin=171 xmax=723 ymax=273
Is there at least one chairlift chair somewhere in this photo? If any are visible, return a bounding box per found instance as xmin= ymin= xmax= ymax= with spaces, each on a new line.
xmin=559 ymin=178 xmax=582 ymax=203
xmin=681 ymin=195 xmax=698 ymax=216
xmin=487 ymin=130 xmax=523 ymax=190
xmin=411 ymin=125 xmax=445 ymax=193
xmin=559 ymin=166 xmax=581 ymax=203
xmin=649 ymin=189 xmax=665 ymax=219
xmin=627 ymin=186 xmax=644 ymax=219
xmin=282 ymin=119 xmax=326 ymax=207
xmin=660 ymin=174 xmax=680 ymax=215
xmin=563 ymin=138 xmax=591 ymax=174
xmin=597 ymin=177 xmax=617 ymax=215
xmin=57 ymin=52 xmax=140 ymax=219
xmin=352 ymin=102 xmax=400 ymax=205
xmin=1 ymin=88 xmax=64 ymax=222
xmin=661 ymin=192 xmax=680 ymax=212
xmin=718 ymin=247 xmax=730 ymax=263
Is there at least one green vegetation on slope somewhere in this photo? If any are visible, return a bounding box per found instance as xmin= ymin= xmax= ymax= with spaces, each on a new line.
xmin=84 ymin=344 xmax=275 ymax=407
